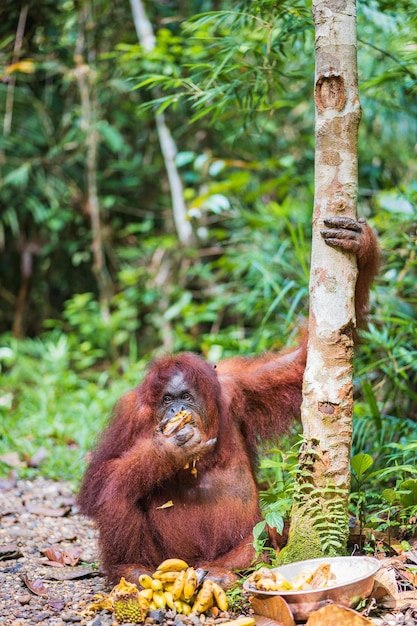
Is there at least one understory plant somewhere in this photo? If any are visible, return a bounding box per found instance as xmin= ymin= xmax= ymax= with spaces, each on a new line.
xmin=0 ymin=334 xmax=147 ymax=482
xmin=350 ymin=443 xmax=417 ymax=552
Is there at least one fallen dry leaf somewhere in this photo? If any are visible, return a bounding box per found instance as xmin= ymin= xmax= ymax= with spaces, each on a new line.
xmin=63 ymin=547 xmax=82 ymax=565
xmin=400 ymin=566 xmax=417 ymax=587
xmin=404 ymin=550 xmax=417 ymax=565
xmin=372 ymin=563 xmax=398 ymax=599
xmin=382 ymin=555 xmax=408 ymax=567
xmin=43 ymin=546 xmax=82 ymax=566
xmin=0 ymin=452 xmax=26 ymax=468
xmin=27 ymin=447 xmax=48 ymax=468
xmin=48 ymin=599 xmax=66 ymax=612
xmin=250 ymin=594 xmax=295 ymax=626
xmin=305 ymin=604 xmax=373 ymax=625
xmin=0 ymin=543 xmax=23 ymax=560
xmin=43 ymin=546 xmax=66 ymax=564
xmin=20 ymin=574 xmax=49 ymax=597
xmin=0 ymin=469 xmax=18 ymax=490
xmin=379 ymin=590 xmax=417 ymax=610
xmin=25 ymin=502 xmax=71 ymax=517
xmin=396 ymin=590 xmax=417 ymax=606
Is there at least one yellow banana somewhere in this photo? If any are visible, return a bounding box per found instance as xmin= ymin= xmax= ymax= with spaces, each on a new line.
xmin=220 ymin=618 xmax=255 ymax=626
xmin=212 ymin=581 xmax=228 ymax=611
xmin=155 ymin=558 xmax=189 ymax=572
xmin=180 ymin=601 xmax=192 ymax=615
xmin=152 ymin=570 xmax=181 ymax=583
xmin=164 ymin=591 xmax=175 ymax=610
xmin=291 ymin=568 xmax=313 ymax=590
xmin=138 ymin=588 xmax=153 ymax=602
xmin=151 ymin=578 xmax=163 ymax=592
xmin=191 ymin=579 xmax=214 ymax=614
xmin=182 ymin=567 xmax=198 ymax=601
xmin=172 ymin=569 xmax=186 ymax=601
xmin=162 ymin=411 xmax=192 ymax=436
xmin=137 ymin=595 xmax=151 ymax=613
xmin=174 ymin=599 xmax=184 ymax=613
xmin=152 ymin=590 xmax=166 ymax=609
xmin=174 ymin=599 xmax=191 ymax=614
xmin=138 ymin=574 xmax=153 ymax=589
xmin=256 ymin=578 xmax=276 ymax=591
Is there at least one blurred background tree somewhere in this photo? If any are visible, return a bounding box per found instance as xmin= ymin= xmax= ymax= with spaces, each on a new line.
xmin=0 ymin=0 xmax=416 ymax=539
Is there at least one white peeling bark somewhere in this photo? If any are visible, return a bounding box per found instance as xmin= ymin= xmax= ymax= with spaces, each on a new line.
xmin=279 ymin=0 xmax=360 ymax=563
xmin=306 ymin=0 xmax=360 ymax=476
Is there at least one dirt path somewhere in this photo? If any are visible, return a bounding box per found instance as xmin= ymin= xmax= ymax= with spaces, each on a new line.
xmin=0 ymin=476 xmax=111 ymax=626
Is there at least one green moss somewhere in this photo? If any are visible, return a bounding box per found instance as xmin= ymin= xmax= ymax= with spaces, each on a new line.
xmin=274 ymin=504 xmax=325 ymax=565
xmin=274 ymin=489 xmax=349 ymax=566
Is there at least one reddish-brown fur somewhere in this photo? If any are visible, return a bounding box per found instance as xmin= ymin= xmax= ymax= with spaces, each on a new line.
xmin=78 ymin=219 xmax=379 ymax=584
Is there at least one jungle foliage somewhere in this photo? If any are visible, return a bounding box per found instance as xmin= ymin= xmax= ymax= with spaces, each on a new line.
xmin=0 ymin=1 xmax=416 ymax=540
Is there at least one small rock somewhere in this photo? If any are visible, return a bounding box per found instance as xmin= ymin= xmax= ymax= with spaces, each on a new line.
xmin=148 ymin=608 xmax=166 ymax=623
xmin=61 ymin=613 xmax=82 ymax=622
xmin=16 ymin=594 xmax=31 ymax=605
xmin=32 ymin=612 xmax=52 ymax=623
xmin=86 ymin=616 xmax=113 ymax=626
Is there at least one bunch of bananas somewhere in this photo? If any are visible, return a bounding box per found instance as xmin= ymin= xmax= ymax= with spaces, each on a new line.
xmin=107 ymin=559 xmax=259 ymax=625
xmin=137 ymin=558 xmax=228 ymax=615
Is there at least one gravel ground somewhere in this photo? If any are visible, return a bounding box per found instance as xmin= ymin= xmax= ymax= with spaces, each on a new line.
xmin=2 ymin=477 xmax=417 ymax=626
xmin=0 ymin=476 xmax=111 ymax=626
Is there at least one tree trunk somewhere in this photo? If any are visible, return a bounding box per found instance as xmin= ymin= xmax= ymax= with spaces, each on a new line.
xmin=74 ymin=5 xmax=112 ymax=319
xmin=129 ymin=0 xmax=193 ymax=246
xmin=278 ymin=0 xmax=361 ymax=563
xmin=2 ymin=4 xmax=28 ymax=143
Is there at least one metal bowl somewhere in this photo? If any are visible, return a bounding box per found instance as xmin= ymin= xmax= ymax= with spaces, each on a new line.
xmin=243 ymin=556 xmax=380 ymax=621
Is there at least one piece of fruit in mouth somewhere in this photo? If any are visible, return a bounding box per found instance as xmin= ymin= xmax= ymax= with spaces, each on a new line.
xmin=161 ymin=410 xmax=193 ymax=436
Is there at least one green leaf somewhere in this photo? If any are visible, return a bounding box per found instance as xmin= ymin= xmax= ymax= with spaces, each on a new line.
xmin=381 ymin=489 xmax=397 ymax=505
xmin=3 ymin=163 xmax=30 ymax=187
xmin=208 ymin=160 xmax=226 ymax=176
xmin=96 ymin=121 xmax=126 ymax=153
xmin=264 ymin=511 xmax=284 ymax=534
xmin=399 ymin=479 xmax=417 ymax=508
xmin=203 ymin=194 xmax=230 ymax=213
xmin=360 ymin=379 xmax=382 ymax=426
xmin=175 ymin=151 xmax=195 ymax=167
xmin=253 ymin=520 xmax=266 ymax=540
xmin=351 ymin=453 xmax=374 ymax=477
